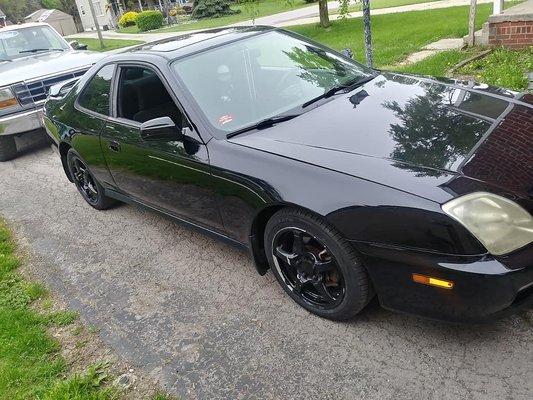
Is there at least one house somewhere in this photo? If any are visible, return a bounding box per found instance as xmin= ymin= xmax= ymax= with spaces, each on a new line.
xmin=24 ymin=9 xmax=78 ymax=36
xmin=75 ymin=0 xmax=119 ymax=31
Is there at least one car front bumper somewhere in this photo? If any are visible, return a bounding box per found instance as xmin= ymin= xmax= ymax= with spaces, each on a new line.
xmin=0 ymin=107 xmax=44 ymax=136
xmin=354 ymin=242 xmax=533 ymax=323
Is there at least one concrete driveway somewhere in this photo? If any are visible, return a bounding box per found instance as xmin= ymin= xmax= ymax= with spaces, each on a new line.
xmin=1 ymin=145 xmax=532 ymax=400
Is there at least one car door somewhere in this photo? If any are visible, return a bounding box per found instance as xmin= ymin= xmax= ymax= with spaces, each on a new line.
xmin=100 ymin=63 xmax=224 ymax=231
xmin=67 ymin=63 xmax=116 ymax=186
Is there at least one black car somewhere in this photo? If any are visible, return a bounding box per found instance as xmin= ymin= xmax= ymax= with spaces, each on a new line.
xmin=43 ymin=27 xmax=533 ymax=323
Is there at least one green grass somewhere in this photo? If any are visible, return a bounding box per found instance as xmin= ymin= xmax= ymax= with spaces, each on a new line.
xmin=394 ymin=49 xmax=478 ymax=77
xmin=69 ymin=38 xmax=144 ymax=52
xmin=337 ymin=0 xmax=440 ymax=14
xmin=288 ymin=3 xmax=494 ymax=67
xmin=458 ymin=47 xmax=533 ymax=90
xmin=394 ymin=46 xmax=532 ymax=91
xmin=118 ymin=0 xmax=309 ymax=34
xmin=0 ymin=220 xmax=117 ymax=399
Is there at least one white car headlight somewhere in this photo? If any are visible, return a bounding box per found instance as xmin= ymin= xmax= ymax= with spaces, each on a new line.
xmin=442 ymin=192 xmax=533 ymax=255
xmin=0 ymin=87 xmax=18 ymax=109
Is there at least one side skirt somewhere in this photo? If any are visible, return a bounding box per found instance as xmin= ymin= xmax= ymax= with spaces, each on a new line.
xmin=105 ymin=188 xmax=249 ymax=253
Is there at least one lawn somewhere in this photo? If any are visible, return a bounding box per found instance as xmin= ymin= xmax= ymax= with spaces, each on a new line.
xmin=0 ymin=220 xmax=117 ymax=399
xmin=288 ymin=3 xmax=494 ymax=66
xmin=119 ymin=0 xmax=310 ymax=34
xmin=456 ymin=47 xmax=532 ymax=90
xmin=338 ymin=0 xmax=441 ymax=14
xmin=69 ymin=38 xmax=144 ymax=52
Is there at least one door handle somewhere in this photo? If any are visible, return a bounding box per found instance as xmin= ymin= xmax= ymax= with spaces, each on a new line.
xmin=109 ymin=140 xmax=121 ymax=152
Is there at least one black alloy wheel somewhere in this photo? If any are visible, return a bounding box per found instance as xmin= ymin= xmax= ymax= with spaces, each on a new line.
xmin=265 ymin=208 xmax=373 ymax=320
xmin=272 ymin=227 xmax=346 ymax=309
xmin=66 ymin=149 xmax=116 ymax=210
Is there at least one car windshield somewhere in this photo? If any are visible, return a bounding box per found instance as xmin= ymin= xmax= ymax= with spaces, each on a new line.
xmin=0 ymin=25 xmax=68 ymax=61
xmin=172 ymin=31 xmax=375 ymax=136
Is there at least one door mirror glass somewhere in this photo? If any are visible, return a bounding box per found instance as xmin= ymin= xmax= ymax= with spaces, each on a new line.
xmin=140 ymin=117 xmax=180 ymax=141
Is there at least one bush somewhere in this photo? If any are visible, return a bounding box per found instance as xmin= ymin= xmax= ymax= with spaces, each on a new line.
xmin=118 ymin=11 xmax=139 ymax=28
xmin=192 ymin=0 xmax=239 ymax=19
xmin=135 ymin=10 xmax=164 ymax=32
xmin=169 ymin=6 xmax=186 ymax=17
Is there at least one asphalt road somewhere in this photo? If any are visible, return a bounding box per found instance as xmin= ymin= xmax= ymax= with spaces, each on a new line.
xmin=1 ymin=144 xmax=532 ymax=400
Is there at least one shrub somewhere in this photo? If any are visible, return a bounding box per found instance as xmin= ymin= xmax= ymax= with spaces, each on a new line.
xmin=192 ymin=0 xmax=239 ymax=20
xmin=169 ymin=6 xmax=186 ymax=17
xmin=135 ymin=10 xmax=164 ymax=32
xmin=118 ymin=11 xmax=139 ymax=28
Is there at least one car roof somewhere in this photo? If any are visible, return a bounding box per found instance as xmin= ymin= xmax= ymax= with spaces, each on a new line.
xmin=126 ymin=25 xmax=276 ymax=60
xmin=0 ymin=22 xmax=50 ymax=31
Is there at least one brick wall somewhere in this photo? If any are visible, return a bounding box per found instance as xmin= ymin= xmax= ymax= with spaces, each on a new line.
xmin=457 ymin=103 xmax=533 ymax=197
xmin=488 ymin=20 xmax=533 ymax=48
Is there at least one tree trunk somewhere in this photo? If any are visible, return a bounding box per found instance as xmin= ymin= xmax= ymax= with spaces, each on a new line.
xmin=319 ymin=0 xmax=330 ymax=28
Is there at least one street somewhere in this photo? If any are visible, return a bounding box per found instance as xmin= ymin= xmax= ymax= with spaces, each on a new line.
xmin=0 ymin=144 xmax=532 ymax=400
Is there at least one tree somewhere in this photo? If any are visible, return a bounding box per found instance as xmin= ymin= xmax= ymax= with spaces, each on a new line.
xmin=382 ymin=84 xmax=486 ymax=176
xmin=41 ymin=0 xmax=61 ymax=8
xmin=0 ymin=0 xmax=40 ymax=23
xmin=192 ymin=0 xmax=238 ymax=19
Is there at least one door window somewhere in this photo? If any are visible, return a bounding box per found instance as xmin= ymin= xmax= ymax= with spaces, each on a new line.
xmin=116 ymin=66 xmax=187 ymax=129
xmin=78 ymin=64 xmax=115 ymax=116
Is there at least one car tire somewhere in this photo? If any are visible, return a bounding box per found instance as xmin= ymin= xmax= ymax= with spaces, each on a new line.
xmin=66 ymin=149 xmax=116 ymax=210
xmin=0 ymin=136 xmax=17 ymax=162
xmin=265 ymin=208 xmax=373 ymax=320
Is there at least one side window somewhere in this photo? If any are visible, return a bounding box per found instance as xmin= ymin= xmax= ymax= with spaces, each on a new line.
xmin=78 ymin=64 xmax=114 ymax=115
xmin=116 ymin=66 xmax=186 ymax=128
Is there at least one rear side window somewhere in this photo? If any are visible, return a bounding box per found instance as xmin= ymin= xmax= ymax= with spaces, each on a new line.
xmin=78 ymin=64 xmax=115 ymax=115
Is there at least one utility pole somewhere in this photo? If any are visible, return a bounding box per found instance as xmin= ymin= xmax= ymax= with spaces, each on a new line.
xmin=87 ymin=0 xmax=105 ymax=50
xmin=467 ymin=0 xmax=477 ymax=47
xmin=362 ymin=0 xmax=373 ymax=67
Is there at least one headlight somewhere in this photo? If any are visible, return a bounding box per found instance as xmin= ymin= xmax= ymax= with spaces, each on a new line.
xmin=442 ymin=192 xmax=533 ymax=255
xmin=0 ymin=87 xmax=18 ymax=109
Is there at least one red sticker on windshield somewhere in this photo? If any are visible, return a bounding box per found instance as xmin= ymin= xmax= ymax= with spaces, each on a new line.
xmin=218 ymin=114 xmax=233 ymax=125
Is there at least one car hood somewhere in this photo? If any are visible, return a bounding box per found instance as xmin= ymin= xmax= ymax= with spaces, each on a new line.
xmin=230 ymin=73 xmax=533 ymax=203
xmin=0 ymin=50 xmax=106 ymax=86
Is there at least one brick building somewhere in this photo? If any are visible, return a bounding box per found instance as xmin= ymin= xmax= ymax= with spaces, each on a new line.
xmin=488 ymin=0 xmax=533 ymax=49
xmin=445 ymin=94 xmax=533 ymax=198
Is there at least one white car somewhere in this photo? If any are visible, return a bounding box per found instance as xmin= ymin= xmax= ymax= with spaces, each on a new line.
xmin=0 ymin=22 xmax=105 ymax=161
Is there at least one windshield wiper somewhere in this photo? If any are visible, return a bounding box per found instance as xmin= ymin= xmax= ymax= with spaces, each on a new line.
xmin=19 ymin=48 xmax=64 ymax=54
xmin=227 ymin=114 xmax=299 ymax=139
xmin=302 ymin=75 xmax=376 ymax=108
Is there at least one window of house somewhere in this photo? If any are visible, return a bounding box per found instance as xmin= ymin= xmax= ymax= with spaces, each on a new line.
xmin=78 ymin=64 xmax=114 ymax=115
xmin=116 ymin=66 xmax=186 ymax=128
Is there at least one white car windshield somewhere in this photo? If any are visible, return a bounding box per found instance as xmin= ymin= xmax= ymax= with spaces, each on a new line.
xmin=0 ymin=25 xmax=68 ymax=61
xmin=172 ymin=31 xmax=375 ymax=136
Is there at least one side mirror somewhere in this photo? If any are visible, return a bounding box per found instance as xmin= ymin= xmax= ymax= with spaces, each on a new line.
xmin=140 ymin=117 xmax=180 ymax=141
xmin=341 ymin=48 xmax=353 ymax=59
xmin=48 ymin=77 xmax=79 ymax=98
xmin=69 ymin=41 xmax=88 ymax=50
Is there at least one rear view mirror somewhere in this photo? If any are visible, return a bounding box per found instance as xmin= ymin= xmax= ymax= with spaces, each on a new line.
xmin=341 ymin=48 xmax=353 ymax=59
xmin=140 ymin=117 xmax=180 ymax=141
xmin=69 ymin=41 xmax=88 ymax=50
xmin=48 ymin=77 xmax=79 ymax=98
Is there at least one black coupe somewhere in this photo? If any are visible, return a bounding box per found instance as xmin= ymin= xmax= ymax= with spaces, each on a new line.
xmin=43 ymin=27 xmax=533 ymax=323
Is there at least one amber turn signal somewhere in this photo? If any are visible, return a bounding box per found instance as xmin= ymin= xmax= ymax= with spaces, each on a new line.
xmin=0 ymin=98 xmax=18 ymax=109
xmin=412 ymin=274 xmax=454 ymax=289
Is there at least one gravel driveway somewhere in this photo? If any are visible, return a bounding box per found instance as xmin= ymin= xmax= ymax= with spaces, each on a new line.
xmin=1 ymin=145 xmax=532 ymax=400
